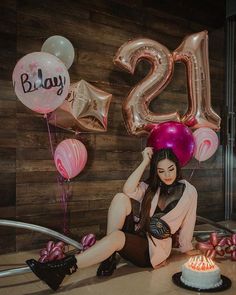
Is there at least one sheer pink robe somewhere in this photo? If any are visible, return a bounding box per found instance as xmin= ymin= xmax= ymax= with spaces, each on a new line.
xmin=124 ymin=179 xmax=198 ymax=268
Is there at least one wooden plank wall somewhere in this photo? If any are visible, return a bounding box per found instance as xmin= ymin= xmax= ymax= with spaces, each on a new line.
xmin=0 ymin=0 xmax=226 ymax=253
xmin=0 ymin=0 xmax=17 ymax=253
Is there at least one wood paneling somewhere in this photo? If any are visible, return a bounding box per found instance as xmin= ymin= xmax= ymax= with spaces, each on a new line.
xmin=0 ymin=0 xmax=17 ymax=249
xmin=0 ymin=0 xmax=226 ymax=253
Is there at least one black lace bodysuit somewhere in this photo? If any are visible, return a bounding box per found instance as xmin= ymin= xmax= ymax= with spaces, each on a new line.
xmin=154 ymin=182 xmax=185 ymax=217
xmin=119 ymin=182 xmax=186 ymax=267
xmin=122 ymin=182 xmax=186 ymax=238
xmin=149 ymin=182 xmax=185 ymax=239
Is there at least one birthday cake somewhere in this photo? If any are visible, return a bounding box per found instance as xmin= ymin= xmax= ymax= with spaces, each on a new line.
xmin=180 ymin=255 xmax=222 ymax=289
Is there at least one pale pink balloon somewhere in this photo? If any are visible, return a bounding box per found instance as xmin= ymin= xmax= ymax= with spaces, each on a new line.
xmin=54 ymin=139 xmax=87 ymax=179
xmin=12 ymin=52 xmax=70 ymax=114
xmin=193 ymin=128 xmax=219 ymax=162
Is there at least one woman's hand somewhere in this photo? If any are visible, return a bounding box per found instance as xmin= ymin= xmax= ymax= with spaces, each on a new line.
xmin=142 ymin=147 xmax=153 ymax=166
xmin=154 ymin=259 xmax=168 ymax=269
xmin=185 ymin=249 xmax=202 ymax=256
xmin=123 ymin=147 xmax=153 ymax=195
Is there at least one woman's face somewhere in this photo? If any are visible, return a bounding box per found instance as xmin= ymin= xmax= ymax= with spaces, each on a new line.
xmin=157 ymin=158 xmax=177 ymax=185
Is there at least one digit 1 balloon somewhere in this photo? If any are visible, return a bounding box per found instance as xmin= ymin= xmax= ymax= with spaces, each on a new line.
xmin=147 ymin=121 xmax=195 ymax=167
xmin=12 ymin=52 xmax=70 ymax=114
xmin=54 ymin=139 xmax=87 ymax=179
xmin=173 ymin=31 xmax=221 ymax=130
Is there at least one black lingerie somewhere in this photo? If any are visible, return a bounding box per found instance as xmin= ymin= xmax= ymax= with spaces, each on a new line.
xmin=126 ymin=182 xmax=186 ymax=239
xmin=148 ymin=182 xmax=185 ymax=239
xmin=118 ymin=183 xmax=185 ymax=267
xmin=154 ymin=182 xmax=185 ymax=216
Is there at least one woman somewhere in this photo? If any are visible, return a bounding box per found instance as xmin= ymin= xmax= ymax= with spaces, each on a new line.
xmin=26 ymin=147 xmax=199 ymax=291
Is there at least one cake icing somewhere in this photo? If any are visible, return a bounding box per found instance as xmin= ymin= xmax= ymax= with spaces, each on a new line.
xmin=180 ymin=255 xmax=222 ymax=289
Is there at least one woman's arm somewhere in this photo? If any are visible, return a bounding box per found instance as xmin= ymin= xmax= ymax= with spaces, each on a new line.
xmin=178 ymin=186 xmax=198 ymax=253
xmin=123 ymin=147 xmax=153 ymax=195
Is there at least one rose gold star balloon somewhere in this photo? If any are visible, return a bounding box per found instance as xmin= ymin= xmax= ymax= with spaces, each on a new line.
xmin=49 ymin=80 xmax=112 ymax=132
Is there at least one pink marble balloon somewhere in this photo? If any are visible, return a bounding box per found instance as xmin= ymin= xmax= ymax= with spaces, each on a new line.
xmin=12 ymin=52 xmax=70 ymax=114
xmin=54 ymin=139 xmax=87 ymax=179
xmin=39 ymin=241 xmax=65 ymax=263
xmin=193 ymin=127 xmax=219 ymax=162
xmin=81 ymin=233 xmax=96 ymax=251
xmin=197 ymin=232 xmax=227 ymax=260
xmin=147 ymin=121 xmax=195 ymax=167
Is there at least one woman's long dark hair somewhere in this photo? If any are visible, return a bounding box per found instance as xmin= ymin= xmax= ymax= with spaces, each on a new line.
xmin=138 ymin=148 xmax=182 ymax=232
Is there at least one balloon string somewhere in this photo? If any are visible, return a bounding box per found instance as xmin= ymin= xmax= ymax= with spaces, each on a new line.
xmin=189 ymin=160 xmax=200 ymax=181
xmin=45 ymin=114 xmax=70 ymax=235
xmin=64 ymin=181 xmax=71 ymax=235
xmin=44 ymin=114 xmax=54 ymax=158
xmin=57 ymin=175 xmax=71 ymax=234
xmin=52 ymin=113 xmax=58 ymax=144
xmin=198 ymin=141 xmax=205 ymax=160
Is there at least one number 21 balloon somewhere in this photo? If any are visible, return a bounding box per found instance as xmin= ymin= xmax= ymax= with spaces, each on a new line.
xmin=114 ymin=31 xmax=221 ymax=136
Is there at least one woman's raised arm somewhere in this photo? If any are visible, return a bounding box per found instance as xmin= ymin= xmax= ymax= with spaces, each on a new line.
xmin=123 ymin=147 xmax=153 ymax=195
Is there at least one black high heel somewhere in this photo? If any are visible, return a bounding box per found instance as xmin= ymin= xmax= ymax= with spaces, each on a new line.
xmin=96 ymin=253 xmax=117 ymax=277
xmin=26 ymin=255 xmax=77 ymax=291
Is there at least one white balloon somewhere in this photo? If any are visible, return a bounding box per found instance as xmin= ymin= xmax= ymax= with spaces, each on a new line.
xmin=41 ymin=35 xmax=75 ymax=69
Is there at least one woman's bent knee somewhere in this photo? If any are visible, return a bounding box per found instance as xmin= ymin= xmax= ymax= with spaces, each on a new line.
xmin=109 ymin=230 xmax=126 ymax=251
xmin=111 ymin=193 xmax=132 ymax=215
xmin=113 ymin=193 xmax=129 ymax=202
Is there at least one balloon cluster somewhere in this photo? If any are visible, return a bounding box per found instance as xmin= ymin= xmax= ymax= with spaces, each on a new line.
xmin=12 ymin=35 xmax=113 ymax=180
xmin=39 ymin=241 xmax=65 ymax=263
xmin=39 ymin=234 xmax=96 ymax=263
xmin=114 ymin=31 xmax=221 ymax=166
xmin=197 ymin=232 xmax=236 ymax=261
xmin=147 ymin=122 xmax=219 ymax=167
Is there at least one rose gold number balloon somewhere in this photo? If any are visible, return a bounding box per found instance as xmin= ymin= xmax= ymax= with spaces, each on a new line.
xmin=173 ymin=31 xmax=221 ymax=130
xmin=114 ymin=38 xmax=180 ymax=136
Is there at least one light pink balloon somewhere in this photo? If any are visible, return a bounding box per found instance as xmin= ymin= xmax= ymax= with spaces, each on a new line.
xmin=12 ymin=52 xmax=70 ymax=114
xmin=54 ymin=139 xmax=87 ymax=179
xmin=193 ymin=128 xmax=219 ymax=162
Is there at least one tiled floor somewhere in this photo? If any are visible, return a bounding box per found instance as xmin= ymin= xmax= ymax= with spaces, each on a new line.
xmin=0 ymin=221 xmax=235 ymax=295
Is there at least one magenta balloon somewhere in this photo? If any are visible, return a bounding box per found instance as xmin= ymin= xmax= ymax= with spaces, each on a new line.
xmin=147 ymin=121 xmax=195 ymax=166
xmin=54 ymin=139 xmax=87 ymax=179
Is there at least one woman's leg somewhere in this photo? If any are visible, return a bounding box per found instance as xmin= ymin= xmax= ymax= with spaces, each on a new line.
xmin=95 ymin=193 xmax=132 ymax=276
xmin=106 ymin=193 xmax=132 ymax=235
xmin=26 ymin=231 xmax=126 ymax=291
xmin=25 ymin=194 xmax=132 ymax=290
xmin=76 ymin=230 xmax=125 ymax=268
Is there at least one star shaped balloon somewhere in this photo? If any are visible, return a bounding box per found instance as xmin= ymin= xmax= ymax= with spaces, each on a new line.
xmin=49 ymin=79 xmax=112 ymax=132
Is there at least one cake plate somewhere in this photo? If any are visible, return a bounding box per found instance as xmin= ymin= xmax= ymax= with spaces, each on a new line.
xmin=172 ymin=272 xmax=232 ymax=293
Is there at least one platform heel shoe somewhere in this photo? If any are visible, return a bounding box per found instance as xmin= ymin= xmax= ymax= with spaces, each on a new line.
xmin=26 ymin=255 xmax=77 ymax=291
xmin=96 ymin=253 xmax=117 ymax=277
